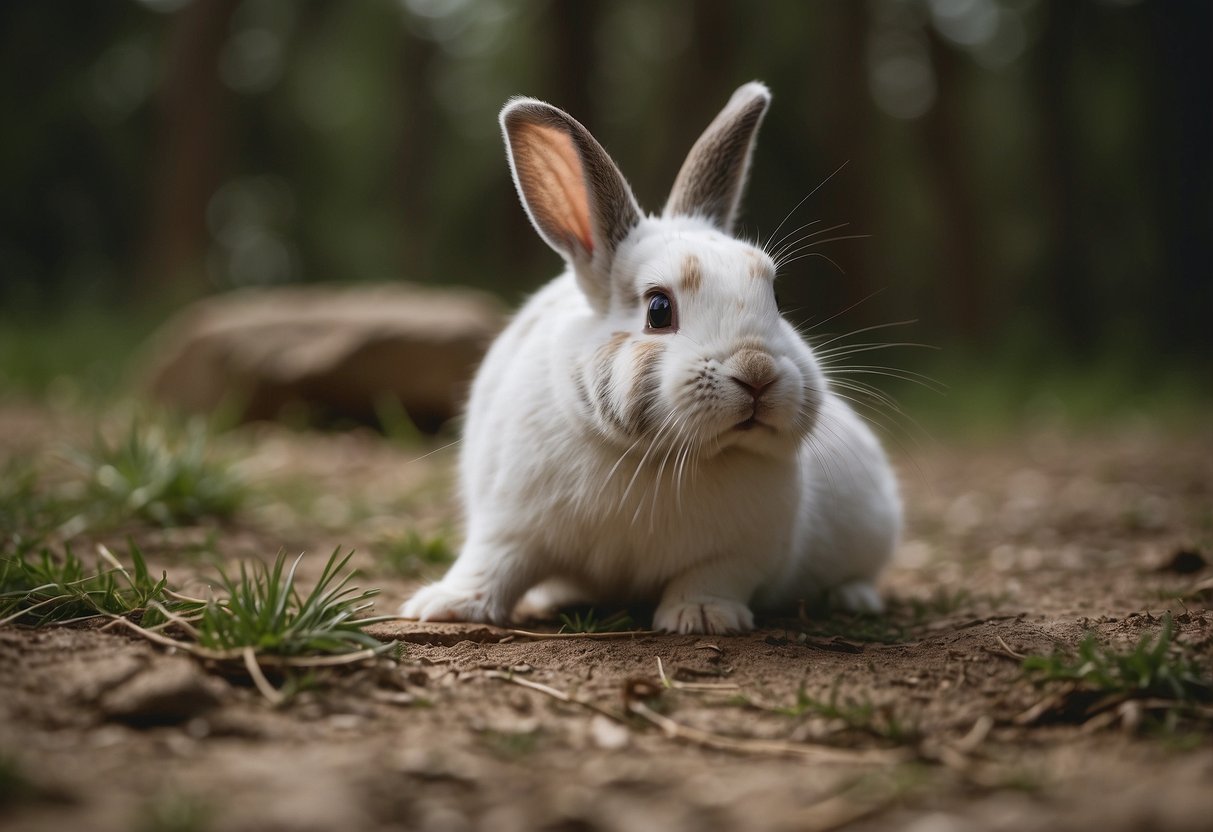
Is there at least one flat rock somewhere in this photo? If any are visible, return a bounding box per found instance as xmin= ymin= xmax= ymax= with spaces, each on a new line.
xmin=138 ymin=283 xmax=504 ymax=431
xmin=99 ymin=657 xmax=227 ymax=725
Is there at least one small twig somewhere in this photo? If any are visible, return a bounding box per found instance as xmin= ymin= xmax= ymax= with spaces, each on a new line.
xmin=386 ymin=618 xmax=655 ymax=640
xmin=103 ymin=615 xmax=389 ymax=667
xmin=485 ymin=669 xmax=911 ymax=765
xmin=243 ymin=647 xmax=285 ymax=706
xmin=995 ymin=635 xmax=1025 ymax=660
xmin=953 ymin=715 xmax=993 ymax=755
xmin=0 ymin=595 xmax=67 ymax=626
xmin=148 ymin=600 xmax=202 ymax=640
xmin=482 ymin=670 xmax=619 ymax=720
xmin=788 ymin=786 xmax=893 ymax=832
xmin=505 ymin=628 xmax=655 ymax=640
xmin=626 ymin=700 xmax=911 ymax=765
xmin=655 ymin=657 xmax=740 ymax=692
xmin=164 ymin=588 xmax=210 ymax=605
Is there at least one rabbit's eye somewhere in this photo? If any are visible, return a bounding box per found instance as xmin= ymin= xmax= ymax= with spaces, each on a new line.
xmin=646 ymin=292 xmax=675 ymax=331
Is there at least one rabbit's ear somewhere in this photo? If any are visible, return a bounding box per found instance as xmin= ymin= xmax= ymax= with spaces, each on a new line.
xmin=664 ymin=82 xmax=771 ymax=234
xmin=501 ymin=99 xmax=641 ymax=310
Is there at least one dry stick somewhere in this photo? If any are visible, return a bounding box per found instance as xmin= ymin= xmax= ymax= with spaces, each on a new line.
xmin=103 ymin=615 xmax=388 ymax=667
xmin=506 ymin=627 xmax=657 ymax=640
xmin=626 ymin=700 xmax=911 ymax=765
xmin=482 ymin=670 xmax=618 ymax=720
xmin=789 ymin=786 xmax=896 ymax=832
xmin=243 ymin=647 xmax=286 ymax=706
xmin=655 ymin=657 xmax=740 ymax=693
xmin=995 ymin=635 xmax=1026 ymax=660
xmin=0 ymin=595 xmax=66 ymax=626
xmin=384 ymin=616 xmax=657 ymax=641
xmin=485 ymin=669 xmax=906 ymax=765
xmin=147 ymin=600 xmax=203 ymax=640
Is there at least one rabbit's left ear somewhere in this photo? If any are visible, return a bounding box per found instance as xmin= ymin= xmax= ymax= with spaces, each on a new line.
xmin=663 ymin=82 xmax=771 ymax=234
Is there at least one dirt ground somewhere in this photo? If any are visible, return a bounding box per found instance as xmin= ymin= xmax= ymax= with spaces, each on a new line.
xmin=2 ymin=404 xmax=1212 ymax=832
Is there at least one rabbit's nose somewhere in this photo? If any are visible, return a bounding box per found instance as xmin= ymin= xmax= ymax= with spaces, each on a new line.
xmin=728 ymin=348 xmax=777 ymax=399
xmin=730 ymin=375 xmax=775 ymax=401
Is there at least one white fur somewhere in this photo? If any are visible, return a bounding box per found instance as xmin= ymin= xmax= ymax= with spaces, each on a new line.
xmin=401 ymin=86 xmax=901 ymax=634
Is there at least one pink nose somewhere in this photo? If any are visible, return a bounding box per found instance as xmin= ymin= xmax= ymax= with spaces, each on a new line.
xmin=730 ymin=376 xmax=774 ymax=401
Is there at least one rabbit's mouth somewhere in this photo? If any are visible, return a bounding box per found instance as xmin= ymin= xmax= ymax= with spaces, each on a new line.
xmin=732 ymin=416 xmax=770 ymax=432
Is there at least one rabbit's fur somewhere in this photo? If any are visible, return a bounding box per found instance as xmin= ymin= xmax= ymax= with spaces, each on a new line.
xmin=400 ymin=82 xmax=901 ymax=633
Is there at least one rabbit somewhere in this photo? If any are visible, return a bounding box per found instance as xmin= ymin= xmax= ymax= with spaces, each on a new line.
xmin=399 ymin=81 xmax=901 ymax=634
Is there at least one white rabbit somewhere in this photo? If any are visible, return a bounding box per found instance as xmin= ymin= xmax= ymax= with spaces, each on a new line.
xmin=400 ymin=82 xmax=901 ymax=634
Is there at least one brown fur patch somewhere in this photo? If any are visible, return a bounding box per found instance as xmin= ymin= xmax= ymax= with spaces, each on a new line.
xmin=597 ymin=331 xmax=629 ymax=365
xmin=679 ymin=255 xmax=704 ymax=293
xmin=592 ymin=331 xmax=631 ymax=433
xmin=733 ymin=348 xmax=776 ymax=388
xmin=626 ymin=341 xmax=665 ymax=433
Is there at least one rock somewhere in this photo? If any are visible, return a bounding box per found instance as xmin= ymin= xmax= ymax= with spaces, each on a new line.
xmin=138 ymin=283 xmax=504 ymax=431
xmin=99 ymin=658 xmax=226 ymax=725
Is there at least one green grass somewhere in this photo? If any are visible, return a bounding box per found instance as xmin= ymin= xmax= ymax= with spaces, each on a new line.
xmin=378 ymin=530 xmax=455 ymax=578
xmin=0 ymin=542 xmax=189 ymax=627
xmin=1022 ymin=614 xmax=1211 ymax=703
xmin=797 ymin=611 xmax=911 ymax=645
xmin=1022 ymin=614 xmax=1212 ymax=735
xmin=196 ymin=548 xmax=392 ymax=657
xmin=0 ymin=752 xmax=37 ymax=808
xmin=66 ymin=416 xmax=245 ymax=527
xmin=0 ymin=458 xmax=78 ymax=553
xmin=772 ymin=684 xmax=920 ymax=745
xmin=0 ymin=306 xmax=164 ymax=402
xmin=894 ymin=349 xmax=1212 ymax=437
xmin=133 ymin=793 xmax=214 ymax=832
xmin=2 ymin=542 xmax=393 ymax=666
xmin=557 ymin=607 xmax=636 ymax=634
xmin=478 ymin=728 xmax=542 ymax=759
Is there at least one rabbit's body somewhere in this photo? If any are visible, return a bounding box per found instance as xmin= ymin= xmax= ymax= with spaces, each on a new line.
xmin=401 ymin=84 xmax=900 ymax=633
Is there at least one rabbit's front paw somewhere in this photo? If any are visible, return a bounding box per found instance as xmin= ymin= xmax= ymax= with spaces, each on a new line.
xmin=399 ymin=582 xmax=497 ymax=624
xmin=653 ymin=597 xmax=754 ymax=634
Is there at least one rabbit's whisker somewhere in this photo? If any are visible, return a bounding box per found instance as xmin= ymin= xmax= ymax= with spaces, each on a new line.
xmin=771 ymin=222 xmax=853 ymax=264
xmin=761 ymin=160 xmax=850 ymax=253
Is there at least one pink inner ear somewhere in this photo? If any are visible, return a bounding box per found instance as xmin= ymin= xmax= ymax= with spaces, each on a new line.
xmin=514 ymin=122 xmax=594 ymax=254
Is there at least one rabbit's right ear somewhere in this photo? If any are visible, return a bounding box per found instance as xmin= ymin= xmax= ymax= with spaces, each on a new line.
xmin=664 ymin=82 xmax=771 ymax=234
xmin=501 ymin=99 xmax=641 ymax=312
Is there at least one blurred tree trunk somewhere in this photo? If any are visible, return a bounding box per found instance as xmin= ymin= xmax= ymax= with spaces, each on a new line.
xmin=492 ymin=0 xmax=602 ymax=296
xmin=549 ymin=0 xmax=596 ymax=121
xmin=139 ymin=0 xmax=238 ymax=305
xmin=924 ymin=29 xmax=985 ymax=343
xmin=1146 ymin=1 xmax=1212 ymax=362
xmin=397 ymin=28 xmax=439 ymax=282
xmin=1035 ymin=1 xmax=1091 ymax=354
xmin=661 ymin=0 xmax=733 ymax=193
xmin=799 ymin=2 xmax=875 ymax=323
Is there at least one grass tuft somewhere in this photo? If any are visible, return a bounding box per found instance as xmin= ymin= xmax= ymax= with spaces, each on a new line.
xmin=0 ymin=458 xmax=80 ymax=553
xmin=557 ymin=607 xmax=635 ymax=634
xmin=133 ymin=793 xmax=214 ymax=832
xmin=378 ymin=530 xmax=455 ymax=578
xmin=0 ymin=542 xmax=185 ymax=626
xmin=798 ymin=612 xmax=911 ymax=645
xmin=774 ymin=684 xmax=920 ymax=745
xmin=1022 ymin=614 xmax=1211 ymax=703
xmin=67 ymin=416 xmax=244 ymax=527
xmin=196 ymin=548 xmax=391 ymax=657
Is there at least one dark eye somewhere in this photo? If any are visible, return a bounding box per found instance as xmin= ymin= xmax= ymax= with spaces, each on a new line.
xmin=646 ymin=292 xmax=674 ymax=330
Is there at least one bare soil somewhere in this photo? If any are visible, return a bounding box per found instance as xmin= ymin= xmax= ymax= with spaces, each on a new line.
xmin=2 ymin=406 xmax=1212 ymax=832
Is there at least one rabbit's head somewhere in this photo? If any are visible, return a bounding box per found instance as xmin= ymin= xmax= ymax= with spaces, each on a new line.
xmin=501 ymin=82 xmax=824 ymax=459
